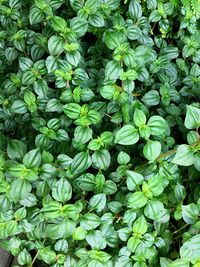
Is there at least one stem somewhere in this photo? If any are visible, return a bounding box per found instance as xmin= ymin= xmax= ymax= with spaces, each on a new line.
xmin=105 ymin=114 xmax=112 ymax=119
xmin=30 ymin=250 xmax=40 ymax=267
xmin=151 ymin=22 xmax=157 ymax=35
xmin=132 ymin=93 xmax=141 ymax=96
xmin=157 ymin=141 xmax=199 ymax=161
xmin=173 ymin=224 xmax=189 ymax=234
xmin=120 ymin=58 xmax=124 ymax=90
xmin=196 ymin=127 xmax=200 ymax=139
xmin=157 ymin=149 xmax=177 ymax=160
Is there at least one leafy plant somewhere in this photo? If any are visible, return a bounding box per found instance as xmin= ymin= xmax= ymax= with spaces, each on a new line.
xmin=0 ymin=0 xmax=200 ymax=266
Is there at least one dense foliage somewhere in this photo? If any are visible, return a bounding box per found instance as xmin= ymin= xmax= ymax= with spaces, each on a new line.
xmin=0 ymin=0 xmax=200 ymax=266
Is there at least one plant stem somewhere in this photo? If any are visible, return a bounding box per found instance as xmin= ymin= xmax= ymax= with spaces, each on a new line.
xmin=157 ymin=149 xmax=177 ymax=160
xmin=30 ymin=250 xmax=40 ymax=267
xmin=151 ymin=22 xmax=157 ymax=34
xmin=173 ymin=224 xmax=189 ymax=234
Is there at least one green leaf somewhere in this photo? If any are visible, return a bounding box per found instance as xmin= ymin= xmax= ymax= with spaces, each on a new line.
xmin=129 ymin=0 xmax=142 ymax=19
xmin=29 ymin=7 xmax=44 ymax=24
xmin=148 ymin=175 xmax=168 ymax=197
xmin=33 ymin=80 xmax=49 ymax=97
xmin=149 ymin=10 xmax=161 ymax=22
xmin=73 ymin=226 xmax=87 ymax=240
xmin=92 ymin=149 xmax=111 ymax=170
xmin=105 ymin=61 xmax=123 ymax=80
xmin=66 ymin=50 xmax=81 ymax=67
xmin=35 ymin=0 xmax=48 ymax=9
xmin=9 ymin=165 xmax=24 ymax=179
xmin=147 ymin=116 xmax=167 ymax=136
xmin=141 ymin=90 xmax=160 ymax=106
xmin=52 ymin=178 xmax=72 ymax=203
xmin=63 ymin=103 xmax=81 ymax=119
xmin=184 ymin=105 xmax=200 ymax=129
xmin=133 ymin=108 xmax=147 ymax=127
xmin=19 ymin=57 xmax=33 ymax=71
xmin=18 ymin=249 xmax=32 ymax=265
xmin=23 ymin=149 xmax=41 ymax=168
xmin=117 ymin=151 xmax=130 ymax=165
xmin=104 ymin=31 xmax=126 ymax=50
xmin=118 ymin=227 xmax=131 ymax=241
xmin=22 ymin=71 xmax=36 ymax=85
xmin=144 ymin=200 xmax=170 ymax=223
xmin=9 ymin=179 xmax=32 ymax=201
xmin=147 ymin=0 xmax=157 ymax=9
xmin=71 ymin=152 xmax=92 ymax=174
xmin=143 ymin=140 xmax=161 ymax=161
xmin=11 ymin=100 xmax=28 ymax=114
xmin=127 ymin=236 xmax=140 ymax=252
xmin=84 ymin=0 xmax=100 ymax=12
xmin=0 ymin=220 xmax=18 ymax=239
xmin=51 ymin=16 xmax=67 ymax=32
xmin=103 ymin=180 xmax=117 ymax=195
xmin=45 ymin=221 xmax=69 ymax=239
xmin=48 ymin=35 xmax=64 ymax=55
xmin=7 ymin=140 xmax=27 ymax=160
xmin=88 ymin=250 xmax=111 ymax=263
xmin=87 ymin=234 xmax=106 ymax=252
xmin=89 ymin=193 xmax=106 ymax=212
xmin=132 ymin=215 xmax=148 ymax=235
xmin=74 ymin=125 xmax=93 ymax=144
xmin=174 ymin=183 xmax=186 ymax=202
xmin=89 ymin=13 xmax=105 ymax=27
xmin=5 ymin=47 xmax=18 ymax=61
xmin=76 ymin=173 xmax=95 ymax=191
xmin=100 ymin=131 xmax=113 ymax=144
xmin=114 ymin=125 xmax=139 ymax=145
xmin=182 ymin=203 xmax=199 ymax=224
xmin=100 ymin=85 xmax=115 ymax=100
xmin=128 ymin=191 xmax=147 ymax=210
xmin=80 ymin=213 xmax=101 ymax=230
xmin=126 ymin=25 xmax=142 ymax=40
xmin=39 ymin=248 xmax=56 ymax=264
xmin=46 ymin=99 xmax=63 ymax=112
xmin=54 ymin=239 xmax=68 ymax=253
xmin=41 ymin=201 xmax=61 ymax=219
xmin=70 ymin=17 xmax=88 ymax=37
xmin=172 ymin=145 xmax=195 ymax=166
xmin=180 ymin=234 xmax=200 ymax=262
xmin=169 ymin=259 xmax=190 ymax=267
xmin=126 ymin=170 xmax=144 ymax=191
xmin=46 ymin=56 xmax=58 ymax=73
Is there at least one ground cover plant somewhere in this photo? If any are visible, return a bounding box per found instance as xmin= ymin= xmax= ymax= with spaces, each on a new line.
xmin=0 ymin=0 xmax=200 ymax=266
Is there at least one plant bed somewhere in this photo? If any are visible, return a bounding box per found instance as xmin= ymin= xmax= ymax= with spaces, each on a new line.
xmin=0 ymin=0 xmax=200 ymax=266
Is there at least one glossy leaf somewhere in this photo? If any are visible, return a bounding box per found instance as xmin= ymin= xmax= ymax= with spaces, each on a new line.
xmin=114 ymin=125 xmax=139 ymax=145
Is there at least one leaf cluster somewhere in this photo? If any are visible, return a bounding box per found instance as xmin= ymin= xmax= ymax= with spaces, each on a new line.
xmin=0 ymin=0 xmax=200 ymax=266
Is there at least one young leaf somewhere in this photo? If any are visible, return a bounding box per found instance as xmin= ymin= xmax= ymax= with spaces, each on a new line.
xmin=184 ymin=105 xmax=200 ymax=129
xmin=172 ymin=145 xmax=195 ymax=166
xmin=132 ymin=215 xmax=148 ymax=235
xmin=143 ymin=140 xmax=161 ymax=161
xmin=114 ymin=125 xmax=139 ymax=145
xmin=128 ymin=192 xmax=147 ymax=210
xmin=133 ymin=108 xmax=147 ymax=127
xmin=89 ymin=193 xmax=106 ymax=212
xmin=147 ymin=116 xmax=167 ymax=136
